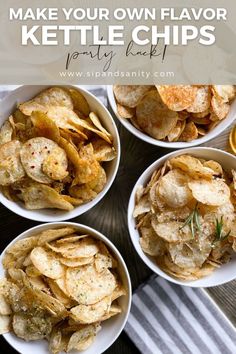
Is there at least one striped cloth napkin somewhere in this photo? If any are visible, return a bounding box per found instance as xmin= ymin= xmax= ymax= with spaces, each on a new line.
xmin=125 ymin=275 xmax=236 ymax=354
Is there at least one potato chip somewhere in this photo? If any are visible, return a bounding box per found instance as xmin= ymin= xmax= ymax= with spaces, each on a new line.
xmin=70 ymin=296 xmax=111 ymax=324
xmin=20 ymin=137 xmax=67 ymax=184
xmin=66 ymin=325 xmax=97 ymax=352
xmin=0 ymin=120 xmax=13 ymax=145
xmin=49 ymin=237 xmax=99 ymax=259
xmin=211 ymin=96 xmax=230 ymax=120
xmin=95 ymin=253 xmax=113 ymax=272
xmin=133 ymin=194 xmax=150 ymax=218
xmin=89 ymin=112 xmax=112 ymax=140
xmin=100 ymin=304 xmax=122 ymax=321
xmin=203 ymin=160 xmax=223 ymax=176
xmin=151 ymin=218 xmax=193 ymax=242
xmin=30 ymin=247 xmax=65 ymax=279
xmin=114 ymin=85 xmax=152 ymax=108
xmin=212 ymin=85 xmax=235 ymax=103
xmin=167 ymin=120 xmax=186 ymax=142
xmin=19 ymin=87 xmax=73 ymax=116
xmin=117 ymin=104 xmax=135 ymax=118
xmin=37 ymin=227 xmax=76 ymax=245
xmin=111 ymin=284 xmax=126 ymax=301
xmin=0 ymin=140 xmax=25 ymax=186
xmin=49 ymin=329 xmax=62 ymax=354
xmin=68 ymin=88 xmax=90 ymax=116
xmin=158 ymin=170 xmax=193 ymax=208
xmin=136 ymin=91 xmax=178 ymax=139
xmin=140 ymin=225 xmax=166 ymax=256
xmin=179 ymin=121 xmax=198 ymax=142
xmin=0 ymin=315 xmax=11 ymax=334
xmin=42 ymin=147 xmax=68 ymax=181
xmin=31 ymin=111 xmax=60 ymax=143
xmin=186 ymin=86 xmax=211 ymax=113
xmin=188 ymin=179 xmax=230 ymax=206
xmin=56 ymin=234 xmax=88 ymax=244
xmin=156 ymin=85 xmax=197 ymax=111
xmin=192 ymin=108 xmax=210 ymax=118
xmin=60 ymin=256 xmax=94 ymax=267
xmin=47 ymin=278 xmax=73 ymax=307
xmin=20 ymin=184 xmax=74 ymax=210
xmin=12 ymin=313 xmax=52 ymax=341
xmin=28 ymin=276 xmax=48 ymax=291
xmin=92 ymin=139 xmax=116 ymax=162
xmin=6 ymin=236 xmax=38 ymax=256
xmin=0 ymin=294 xmax=12 ymax=315
xmin=25 ymin=264 xmax=41 ymax=278
xmin=66 ymin=265 xmax=116 ymax=304
xmin=169 ymin=155 xmax=213 ymax=179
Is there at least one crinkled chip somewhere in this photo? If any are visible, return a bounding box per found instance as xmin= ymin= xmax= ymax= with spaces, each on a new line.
xmin=136 ymin=91 xmax=178 ymax=139
xmin=30 ymin=246 xmax=65 ymax=279
xmin=66 ymin=264 xmax=116 ymax=304
xmin=156 ymin=85 xmax=197 ymax=111
xmin=114 ymin=85 xmax=152 ymax=108
xmin=188 ymin=179 xmax=230 ymax=206
xmin=0 ymin=140 xmax=25 ymax=186
xmin=20 ymin=184 xmax=74 ymax=210
xmin=158 ymin=169 xmax=193 ymax=208
xmin=186 ymin=86 xmax=211 ymax=113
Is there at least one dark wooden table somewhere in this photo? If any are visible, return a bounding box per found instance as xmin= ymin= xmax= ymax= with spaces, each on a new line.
xmin=0 ymin=95 xmax=236 ymax=354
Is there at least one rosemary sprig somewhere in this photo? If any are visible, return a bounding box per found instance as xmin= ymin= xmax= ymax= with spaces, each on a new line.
xmin=180 ymin=203 xmax=201 ymax=238
xmin=213 ymin=216 xmax=231 ymax=244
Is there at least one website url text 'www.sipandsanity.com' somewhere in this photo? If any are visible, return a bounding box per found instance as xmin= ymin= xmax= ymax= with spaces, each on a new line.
xmin=59 ymin=70 xmax=175 ymax=79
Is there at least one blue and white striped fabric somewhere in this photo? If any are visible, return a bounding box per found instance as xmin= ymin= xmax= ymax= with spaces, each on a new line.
xmin=125 ymin=276 xmax=236 ymax=354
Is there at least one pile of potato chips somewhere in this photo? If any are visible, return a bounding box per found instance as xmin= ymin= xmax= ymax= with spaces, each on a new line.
xmin=114 ymin=85 xmax=235 ymax=142
xmin=0 ymin=87 xmax=116 ymax=210
xmin=0 ymin=227 xmax=125 ymax=353
xmin=133 ymin=155 xmax=236 ymax=280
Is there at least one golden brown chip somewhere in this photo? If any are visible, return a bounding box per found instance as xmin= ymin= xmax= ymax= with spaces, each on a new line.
xmin=212 ymin=85 xmax=235 ymax=103
xmin=167 ymin=120 xmax=186 ymax=142
xmin=92 ymin=139 xmax=116 ymax=162
xmin=12 ymin=313 xmax=52 ymax=341
xmin=211 ymin=96 xmax=230 ymax=120
xmin=169 ymin=155 xmax=213 ymax=179
xmin=188 ymin=179 xmax=230 ymax=206
xmin=0 ymin=140 xmax=25 ymax=186
xmin=68 ymin=88 xmax=90 ymax=116
xmin=136 ymin=91 xmax=178 ymax=139
xmin=0 ymin=120 xmax=13 ymax=145
xmin=31 ymin=111 xmax=60 ymax=143
xmin=179 ymin=121 xmax=198 ymax=142
xmin=114 ymin=85 xmax=152 ymax=108
xmin=186 ymin=86 xmax=211 ymax=113
xmin=117 ymin=104 xmax=135 ymax=118
xmin=37 ymin=227 xmax=76 ymax=245
xmin=156 ymin=85 xmax=197 ymax=111
xmin=70 ymin=296 xmax=111 ymax=324
xmin=0 ymin=315 xmax=11 ymax=334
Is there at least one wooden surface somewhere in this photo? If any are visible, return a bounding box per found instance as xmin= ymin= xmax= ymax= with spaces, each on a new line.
xmin=0 ymin=100 xmax=235 ymax=353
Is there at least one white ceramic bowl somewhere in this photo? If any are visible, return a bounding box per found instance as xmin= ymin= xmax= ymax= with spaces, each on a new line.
xmin=128 ymin=147 xmax=236 ymax=287
xmin=0 ymin=86 xmax=120 ymax=222
xmin=107 ymin=85 xmax=236 ymax=148
xmin=0 ymin=222 xmax=132 ymax=354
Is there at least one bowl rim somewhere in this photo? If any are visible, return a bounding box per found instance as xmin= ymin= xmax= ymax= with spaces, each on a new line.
xmin=0 ymin=221 xmax=132 ymax=354
xmin=107 ymin=85 xmax=236 ymax=149
xmin=0 ymin=85 xmax=121 ymax=222
xmin=127 ymin=147 xmax=236 ymax=287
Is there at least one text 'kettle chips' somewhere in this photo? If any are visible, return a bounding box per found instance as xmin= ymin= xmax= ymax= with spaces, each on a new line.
xmin=134 ymin=154 xmax=236 ymax=281
xmin=0 ymin=227 xmax=126 ymax=353
xmin=0 ymin=87 xmax=116 ymax=211
xmin=113 ymin=85 xmax=235 ymax=142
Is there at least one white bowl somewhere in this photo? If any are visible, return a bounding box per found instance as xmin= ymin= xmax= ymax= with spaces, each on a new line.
xmin=107 ymin=85 xmax=236 ymax=148
xmin=128 ymin=147 xmax=236 ymax=287
xmin=0 ymin=86 xmax=120 ymax=222
xmin=0 ymin=222 xmax=132 ymax=354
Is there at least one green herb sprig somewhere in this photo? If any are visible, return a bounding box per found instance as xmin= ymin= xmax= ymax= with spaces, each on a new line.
xmin=213 ymin=216 xmax=231 ymax=244
xmin=180 ymin=203 xmax=201 ymax=238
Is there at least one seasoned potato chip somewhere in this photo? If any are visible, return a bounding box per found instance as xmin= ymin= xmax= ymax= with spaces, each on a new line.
xmin=37 ymin=227 xmax=76 ymax=245
xmin=203 ymin=160 xmax=223 ymax=176
xmin=30 ymin=247 xmax=65 ymax=279
xmin=117 ymin=104 xmax=135 ymax=118
xmin=42 ymin=147 xmax=68 ymax=181
xmin=151 ymin=218 xmax=193 ymax=242
xmin=70 ymin=296 xmax=111 ymax=324
xmin=140 ymin=225 xmax=166 ymax=256
xmin=20 ymin=184 xmax=74 ymax=210
xmin=69 ymin=88 xmax=90 ymax=116
xmin=60 ymin=256 xmax=94 ymax=267
xmin=179 ymin=121 xmax=198 ymax=142
xmin=12 ymin=313 xmax=52 ymax=341
xmin=100 ymin=304 xmax=122 ymax=321
xmin=133 ymin=194 xmax=150 ymax=218
xmin=212 ymin=85 xmax=235 ymax=103
xmin=169 ymin=155 xmax=213 ymax=179
xmin=136 ymin=91 xmax=178 ymax=139
xmin=89 ymin=112 xmax=112 ymax=141
xmin=0 ymin=120 xmax=13 ymax=145
xmin=211 ymin=96 xmax=230 ymax=120
xmin=31 ymin=111 xmax=60 ymax=143
xmin=6 ymin=236 xmax=38 ymax=256
xmin=114 ymin=85 xmax=152 ymax=108
xmin=156 ymin=85 xmax=197 ymax=111
xmin=158 ymin=170 xmax=193 ymax=208
xmin=92 ymin=139 xmax=116 ymax=162
xmin=19 ymin=87 xmax=73 ymax=116
xmin=0 ymin=140 xmax=25 ymax=186
xmin=20 ymin=137 xmax=67 ymax=184
xmin=186 ymin=86 xmax=211 ymax=113
xmin=66 ymin=265 xmax=116 ymax=304
xmin=66 ymin=325 xmax=97 ymax=352
xmin=188 ymin=179 xmax=230 ymax=206
xmin=48 ymin=237 xmax=99 ymax=259
xmin=47 ymin=278 xmax=73 ymax=307
xmin=167 ymin=120 xmax=186 ymax=142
